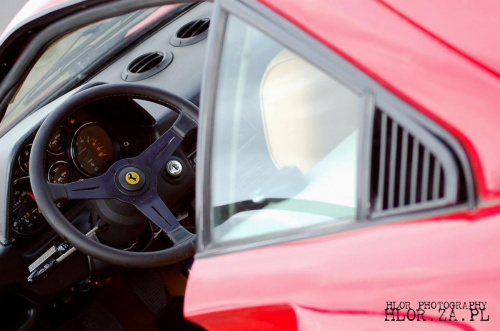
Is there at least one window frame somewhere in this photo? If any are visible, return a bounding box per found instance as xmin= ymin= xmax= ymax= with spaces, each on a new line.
xmin=195 ymin=0 xmax=475 ymax=258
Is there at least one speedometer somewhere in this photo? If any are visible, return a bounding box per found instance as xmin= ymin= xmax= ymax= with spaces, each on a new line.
xmin=72 ymin=124 xmax=114 ymax=176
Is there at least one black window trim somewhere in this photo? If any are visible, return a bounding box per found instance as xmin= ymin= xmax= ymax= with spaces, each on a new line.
xmin=195 ymin=0 xmax=475 ymax=258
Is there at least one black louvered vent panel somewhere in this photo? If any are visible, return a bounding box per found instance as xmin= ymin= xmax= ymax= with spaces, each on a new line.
xmin=121 ymin=51 xmax=173 ymax=82
xmin=170 ymin=18 xmax=210 ymax=47
xmin=370 ymin=109 xmax=454 ymax=217
xmin=128 ymin=52 xmax=164 ymax=74
xmin=176 ymin=18 xmax=210 ymax=39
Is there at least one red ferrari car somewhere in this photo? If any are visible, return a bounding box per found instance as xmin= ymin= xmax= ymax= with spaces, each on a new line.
xmin=0 ymin=0 xmax=497 ymax=330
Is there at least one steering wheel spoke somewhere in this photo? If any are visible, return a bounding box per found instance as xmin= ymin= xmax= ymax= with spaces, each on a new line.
xmin=137 ymin=128 xmax=182 ymax=172
xmin=133 ymin=112 xmax=197 ymax=172
xmin=166 ymin=226 xmax=195 ymax=245
xmin=48 ymin=182 xmax=69 ymax=202
xmin=49 ymin=172 xmax=116 ymax=202
xmin=135 ymin=195 xmax=181 ymax=233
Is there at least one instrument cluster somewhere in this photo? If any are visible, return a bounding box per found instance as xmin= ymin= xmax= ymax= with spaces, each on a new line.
xmin=9 ymin=101 xmax=155 ymax=238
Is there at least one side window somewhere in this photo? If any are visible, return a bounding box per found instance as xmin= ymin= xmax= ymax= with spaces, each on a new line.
xmin=209 ymin=15 xmax=362 ymax=243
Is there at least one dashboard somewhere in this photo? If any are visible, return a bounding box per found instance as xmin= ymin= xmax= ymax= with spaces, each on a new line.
xmin=0 ymin=2 xmax=210 ymax=313
xmin=0 ymin=2 xmax=211 ymax=245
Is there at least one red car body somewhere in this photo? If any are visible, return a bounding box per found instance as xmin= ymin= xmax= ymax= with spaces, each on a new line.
xmin=184 ymin=0 xmax=500 ymax=330
xmin=2 ymin=0 xmax=499 ymax=330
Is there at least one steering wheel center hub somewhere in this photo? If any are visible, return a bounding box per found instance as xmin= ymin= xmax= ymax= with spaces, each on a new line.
xmin=118 ymin=167 xmax=146 ymax=192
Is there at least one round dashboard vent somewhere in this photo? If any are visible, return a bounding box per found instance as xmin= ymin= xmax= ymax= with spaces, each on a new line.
xmin=121 ymin=51 xmax=173 ymax=82
xmin=170 ymin=18 xmax=210 ymax=47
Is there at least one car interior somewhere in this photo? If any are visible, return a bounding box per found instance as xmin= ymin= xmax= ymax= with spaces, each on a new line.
xmin=0 ymin=2 xmax=210 ymax=330
xmin=0 ymin=1 xmax=371 ymax=329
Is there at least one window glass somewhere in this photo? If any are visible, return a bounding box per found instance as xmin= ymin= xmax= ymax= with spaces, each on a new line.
xmin=0 ymin=4 xmax=182 ymax=137
xmin=210 ymin=15 xmax=361 ymax=243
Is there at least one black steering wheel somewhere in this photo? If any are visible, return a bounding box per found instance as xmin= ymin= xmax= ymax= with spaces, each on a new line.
xmin=29 ymin=84 xmax=197 ymax=268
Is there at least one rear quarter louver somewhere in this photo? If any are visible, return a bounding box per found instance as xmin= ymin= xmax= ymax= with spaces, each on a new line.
xmin=370 ymin=108 xmax=460 ymax=218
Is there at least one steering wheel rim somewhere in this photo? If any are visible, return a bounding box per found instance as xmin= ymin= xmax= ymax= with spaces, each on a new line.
xmin=30 ymin=84 xmax=197 ymax=268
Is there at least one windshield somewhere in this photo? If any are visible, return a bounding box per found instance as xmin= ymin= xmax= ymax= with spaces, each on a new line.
xmin=0 ymin=4 xmax=181 ymax=136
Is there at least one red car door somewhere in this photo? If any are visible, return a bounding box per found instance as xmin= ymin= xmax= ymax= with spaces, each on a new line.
xmin=185 ymin=0 xmax=500 ymax=330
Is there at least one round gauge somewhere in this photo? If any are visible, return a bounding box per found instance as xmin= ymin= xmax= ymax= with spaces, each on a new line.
xmin=12 ymin=178 xmax=45 ymax=235
xmin=72 ymin=124 xmax=114 ymax=176
xmin=18 ymin=144 xmax=32 ymax=174
xmin=48 ymin=128 xmax=67 ymax=154
xmin=48 ymin=162 xmax=71 ymax=184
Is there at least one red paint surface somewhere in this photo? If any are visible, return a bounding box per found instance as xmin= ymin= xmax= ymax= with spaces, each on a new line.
xmin=244 ymin=0 xmax=500 ymax=200
xmin=380 ymin=0 xmax=500 ymax=77
xmin=124 ymin=5 xmax=178 ymax=38
xmin=35 ymin=0 xmax=71 ymax=12
xmin=186 ymin=209 xmax=500 ymax=329
xmin=3 ymin=0 xmax=497 ymax=329
xmin=191 ymin=305 xmax=297 ymax=331
xmin=186 ymin=0 xmax=500 ymax=329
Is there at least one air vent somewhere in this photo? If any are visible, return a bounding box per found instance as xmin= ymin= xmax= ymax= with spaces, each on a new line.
xmin=170 ymin=18 xmax=210 ymax=47
xmin=121 ymin=51 xmax=173 ymax=82
xmin=370 ymin=109 xmax=459 ymax=218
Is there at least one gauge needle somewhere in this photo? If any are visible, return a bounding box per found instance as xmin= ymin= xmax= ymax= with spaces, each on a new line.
xmin=15 ymin=205 xmax=24 ymax=221
xmin=81 ymin=149 xmax=92 ymax=166
xmin=27 ymin=192 xmax=41 ymax=214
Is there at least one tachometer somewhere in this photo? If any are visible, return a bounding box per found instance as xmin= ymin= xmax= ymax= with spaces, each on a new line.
xmin=12 ymin=178 xmax=45 ymax=235
xmin=72 ymin=124 xmax=114 ymax=176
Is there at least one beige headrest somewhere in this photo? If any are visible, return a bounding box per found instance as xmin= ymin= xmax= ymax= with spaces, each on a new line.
xmin=260 ymin=49 xmax=358 ymax=173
